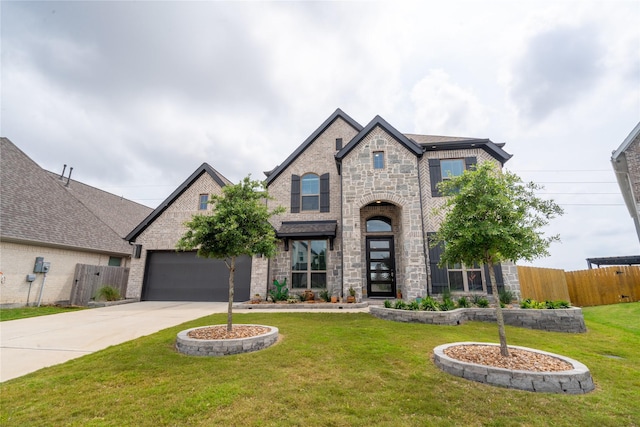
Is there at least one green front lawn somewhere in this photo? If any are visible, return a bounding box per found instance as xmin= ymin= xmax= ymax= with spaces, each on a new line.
xmin=1 ymin=303 xmax=638 ymax=426
xmin=0 ymin=305 xmax=86 ymax=322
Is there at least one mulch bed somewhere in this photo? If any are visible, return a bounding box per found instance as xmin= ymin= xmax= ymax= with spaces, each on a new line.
xmin=444 ymin=345 xmax=573 ymax=372
xmin=187 ymin=325 xmax=270 ymax=340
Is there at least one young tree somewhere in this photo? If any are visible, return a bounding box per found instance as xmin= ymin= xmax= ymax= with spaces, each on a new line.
xmin=176 ymin=176 xmax=284 ymax=332
xmin=432 ymin=162 xmax=563 ymax=356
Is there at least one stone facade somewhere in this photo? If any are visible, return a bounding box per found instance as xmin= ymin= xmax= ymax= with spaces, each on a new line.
xmin=252 ymin=109 xmax=521 ymax=302
xmin=126 ymin=172 xmax=225 ymax=299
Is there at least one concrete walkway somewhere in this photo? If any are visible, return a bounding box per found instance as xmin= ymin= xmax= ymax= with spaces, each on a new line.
xmin=1 ymin=301 xmax=369 ymax=382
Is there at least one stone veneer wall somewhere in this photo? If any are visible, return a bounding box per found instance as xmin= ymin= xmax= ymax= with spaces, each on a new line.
xmin=341 ymin=127 xmax=427 ymax=300
xmin=418 ymin=150 xmax=522 ymax=298
xmin=126 ymin=173 xmax=225 ymax=299
xmin=626 ymin=132 xmax=640 ymax=217
xmin=260 ymin=118 xmax=360 ymax=297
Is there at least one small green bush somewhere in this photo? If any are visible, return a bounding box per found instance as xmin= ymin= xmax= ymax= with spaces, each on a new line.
xmin=420 ymin=296 xmax=440 ymax=311
xmin=499 ymin=289 xmax=515 ymax=305
xmin=407 ymin=301 xmax=421 ymax=311
xmin=439 ymin=298 xmax=456 ymax=311
xmin=475 ymin=297 xmax=489 ymax=308
xmin=383 ymin=299 xmax=392 ymax=308
xmin=520 ymin=298 xmax=571 ymax=309
xmin=318 ymin=289 xmax=329 ymax=302
xmin=394 ymin=300 xmax=407 ymax=310
xmin=96 ymin=286 xmax=121 ymax=302
xmin=457 ymin=296 xmax=470 ymax=308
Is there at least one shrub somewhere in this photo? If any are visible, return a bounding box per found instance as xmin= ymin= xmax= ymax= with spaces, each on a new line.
xmin=475 ymin=297 xmax=489 ymax=308
xmin=383 ymin=299 xmax=392 ymax=309
xmin=394 ymin=300 xmax=407 ymax=310
xmin=420 ymin=296 xmax=440 ymax=311
xmin=318 ymin=289 xmax=330 ymax=302
xmin=439 ymin=298 xmax=456 ymax=311
xmin=407 ymin=301 xmax=421 ymax=311
xmin=96 ymin=286 xmax=120 ymax=301
xmin=499 ymin=289 xmax=515 ymax=305
xmin=457 ymin=296 xmax=470 ymax=308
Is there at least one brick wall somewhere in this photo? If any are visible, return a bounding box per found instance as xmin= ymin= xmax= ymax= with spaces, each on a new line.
xmin=0 ymin=241 xmax=116 ymax=306
xmin=126 ymin=172 xmax=225 ymax=299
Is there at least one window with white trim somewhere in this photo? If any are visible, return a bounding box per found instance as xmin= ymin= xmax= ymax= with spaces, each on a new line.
xmin=291 ymin=240 xmax=327 ymax=289
xmin=448 ymin=263 xmax=485 ymax=292
xmin=198 ymin=194 xmax=209 ymax=210
xmin=301 ymin=174 xmax=320 ymax=211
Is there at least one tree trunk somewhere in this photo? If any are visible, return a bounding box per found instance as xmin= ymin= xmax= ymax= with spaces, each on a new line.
xmin=227 ymin=256 xmax=235 ymax=332
xmin=488 ymin=261 xmax=510 ymax=357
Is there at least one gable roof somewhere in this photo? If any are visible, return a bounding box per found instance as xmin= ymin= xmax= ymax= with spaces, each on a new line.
xmin=336 ymin=115 xmax=423 ymax=161
xmin=0 ymin=137 xmax=140 ymax=255
xmin=125 ymin=163 xmax=230 ymax=242
xmin=265 ymin=108 xmax=363 ymax=185
xmin=611 ymin=121 xmax=640 ymax=242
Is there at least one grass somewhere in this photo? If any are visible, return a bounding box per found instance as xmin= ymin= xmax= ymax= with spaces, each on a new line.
xmin=0 ymin=305 xmax=86 ymax=322
xmin=1 ymin=303 xmax=639 ymax=426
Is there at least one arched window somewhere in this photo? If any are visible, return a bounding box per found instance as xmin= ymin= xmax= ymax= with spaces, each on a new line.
xmin=366 ymin=216 xmax=392 ymax=232
xmin=301 ymin=173 xmax=320 ymax=211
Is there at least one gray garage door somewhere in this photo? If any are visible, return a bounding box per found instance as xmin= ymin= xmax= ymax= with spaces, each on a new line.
xmin=142 ymin=251 xmax=252 ymax=302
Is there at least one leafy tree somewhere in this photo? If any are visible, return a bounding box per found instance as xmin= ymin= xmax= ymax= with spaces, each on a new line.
xmin=177 ymin=176 xmax=284 ymax=332
xmin=432 ymin=162 xmax=563 ymax=356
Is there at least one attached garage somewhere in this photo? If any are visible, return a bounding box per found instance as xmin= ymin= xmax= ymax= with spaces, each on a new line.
xmin=142 ymin=251 xmax=252 ymax=302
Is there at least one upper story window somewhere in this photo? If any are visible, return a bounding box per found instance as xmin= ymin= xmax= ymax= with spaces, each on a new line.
xmin=198 ymin=194 xmax=209 ymax=210
xmin=366 ymin=216 xmax=392 ymax=233
xmin=291 ymin=173 xmax=330 ymax=213
xmin=373 ymin=151 xmax=385 ymax=169
xmin=301 ymin=174 xmax=320 ymax=211
xmin=428 ymin=157 xmax=477 ymax=197
xmin=440 ymin=159 xmax=465 ymax=180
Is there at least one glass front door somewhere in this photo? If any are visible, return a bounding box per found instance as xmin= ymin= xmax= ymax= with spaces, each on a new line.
xmin=366 ymin=236 xmax=395 ymax=297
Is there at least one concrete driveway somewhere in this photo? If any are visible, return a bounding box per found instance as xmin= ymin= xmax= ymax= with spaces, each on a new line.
xmin=0 ymin=301 xmax=228 ymax=382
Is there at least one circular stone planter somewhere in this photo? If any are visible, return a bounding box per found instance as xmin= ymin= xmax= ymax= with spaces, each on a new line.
xmin=433 ymin=342 xmax=595 ymax=394
xmin=176 ymin=324 xmax=279 ymax=357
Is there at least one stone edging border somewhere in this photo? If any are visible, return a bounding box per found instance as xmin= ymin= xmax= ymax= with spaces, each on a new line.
xmin=233 ymin=302 xmax=369 ymax=310
xmin=433 ymin=342 xmax=595 ymax=394
xmin=369 ymin=306 xmax=587 ymax=333
xmin=176 ymin=324 xmax=279 ymax=356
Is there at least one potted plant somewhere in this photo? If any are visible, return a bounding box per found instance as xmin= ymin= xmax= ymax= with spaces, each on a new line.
xmin=346 ymin=287 xmax=356 ymax=303
xmin=303 ymin=289 xmax=315 ymax=302
xmin=318 ymin=288 xmax=330 ymax=302
xmin=251 ymin=294 xmax=263 ymax=304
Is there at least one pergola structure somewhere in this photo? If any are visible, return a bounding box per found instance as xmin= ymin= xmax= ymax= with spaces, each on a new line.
xmin=585 ymin=255 xmax=640 ymax=269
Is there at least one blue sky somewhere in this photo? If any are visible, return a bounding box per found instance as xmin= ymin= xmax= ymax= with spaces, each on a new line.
xmin=2 ymin=0 xmax=639 ymax=270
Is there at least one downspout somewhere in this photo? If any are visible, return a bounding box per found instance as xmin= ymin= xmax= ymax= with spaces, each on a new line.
xmin=417 ymin=149 xmax=430 ymax=297
xmin=336 ymin=155 xmax=344 ymax=302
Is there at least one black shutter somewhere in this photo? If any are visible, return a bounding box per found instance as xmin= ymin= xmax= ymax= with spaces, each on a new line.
xmin=320 ymin=173 xmax=330 ymax=212
xmin=428 ymin=159 xmax=442 ymax=197
xmin=427 ymin=232 xmax=449 ymax=294
xmin=291 ymin=175 xmax=300 ymax=213
xmin=465 ymin=157 xmax=477 ymax=171
xmin=484 ymin=263 xmax=504 ymax=295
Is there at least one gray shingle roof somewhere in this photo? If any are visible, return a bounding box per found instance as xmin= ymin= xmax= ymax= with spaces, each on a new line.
xmin=0 ymin=137 xmax=150 ymax=255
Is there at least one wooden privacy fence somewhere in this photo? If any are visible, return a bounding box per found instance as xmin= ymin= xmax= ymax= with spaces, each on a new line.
xmin=566 ymin=266 xmax=640 ymax=307
xmin=517 ymin=265 xmax=640 ymax=307
xmin=70 ymin=264 xmax=129 ymax=306
xmin=517 ymin=266 xmax=571 ymax=302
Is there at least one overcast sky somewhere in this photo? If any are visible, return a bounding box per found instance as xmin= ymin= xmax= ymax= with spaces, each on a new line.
xmin=2 ymin=0 xmax=639 ymax=271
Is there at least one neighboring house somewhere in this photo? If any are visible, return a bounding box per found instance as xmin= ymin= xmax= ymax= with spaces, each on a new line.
xmin=124 ymin=164 xmax=255 ymax=302
xmin=0 ymin=137 xmax=152 ymax=307
xmin=612 ymin=121 xmax=640 ymax=243
xmin=123 ymin=109 xmax=521 ymax=303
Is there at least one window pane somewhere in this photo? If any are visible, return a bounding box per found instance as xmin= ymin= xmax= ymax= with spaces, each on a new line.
xmin=292 ymin=273 xmax=307 ymax=288
xmin=371 ymin=283 xmax=392 ymax=293
xmin=310 ymin=240 xmax=326 ymax=270
xmin=311 ymin=273 xmax=326 ymax=288
xmin=373 ymin=151 xmax=384 ymax=169
xmin=301 ymin=174 xmax=319 ymax=194
xmin=369 ymin=240 xmax=390 ymax=249
xmin=292 ymin=241 xmax=307 ymax=271
xmin=448 ymin=271 xmax=464 ymax=291
xmin=370 ymin=251 xmax=390 ymax=260
xmin=366 ymin=217 xmax=392 ymax=232
xmin=468 ymin=270 xmax=483 ymax=291
xmin=301 ymin=195 xmax=319 ymax=211
xmin=441 ymin=159 xmax=464 ymax=179
xmin=199 ymin=194 xmax=208 ymax=210
xmin=108 ymin=257 xmax=122 ymax=267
